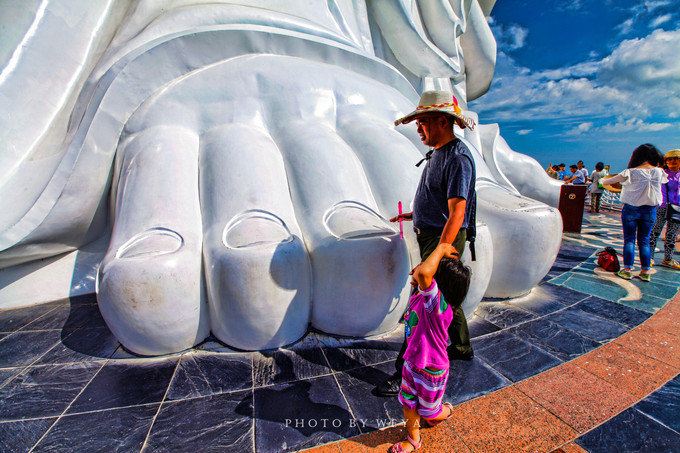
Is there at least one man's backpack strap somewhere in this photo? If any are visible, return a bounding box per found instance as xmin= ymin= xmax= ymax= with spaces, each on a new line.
xmin=461 ymin=152 xmax=477 ymax=262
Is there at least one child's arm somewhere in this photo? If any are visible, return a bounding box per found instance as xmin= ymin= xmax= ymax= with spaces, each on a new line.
xmin=413 ymin=243 xmax=458 ymax=290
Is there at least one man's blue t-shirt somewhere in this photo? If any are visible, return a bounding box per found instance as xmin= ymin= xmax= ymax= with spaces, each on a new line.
xmin=413 ymin=139 xmax=476 ymax=231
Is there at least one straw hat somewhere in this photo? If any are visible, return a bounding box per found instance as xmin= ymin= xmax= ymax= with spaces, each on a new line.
xmin=665 ymin=149 xmax=680 ymax=159
xmin=394 ymin=90 xmax=476 ymax=129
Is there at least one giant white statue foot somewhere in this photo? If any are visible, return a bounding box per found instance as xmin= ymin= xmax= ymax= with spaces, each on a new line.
xmin=0 ymin=0 xmax=564 ymax=355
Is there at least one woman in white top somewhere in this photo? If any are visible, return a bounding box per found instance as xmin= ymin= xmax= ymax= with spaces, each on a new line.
xmin=602 ymin=144 xmax=667 ymax=282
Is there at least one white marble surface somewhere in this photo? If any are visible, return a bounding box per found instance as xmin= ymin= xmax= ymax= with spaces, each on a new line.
xmin=0 ymin=1 xmax=562 ymax=354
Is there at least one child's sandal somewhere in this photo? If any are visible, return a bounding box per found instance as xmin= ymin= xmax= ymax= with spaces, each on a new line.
xmin=389 ymin=434 xmax=422 ymax=452
xmin=422 ymin=402 xmax=454 ymax=428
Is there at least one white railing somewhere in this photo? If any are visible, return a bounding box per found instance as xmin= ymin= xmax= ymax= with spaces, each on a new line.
xmin=584 ymin=189 xmax=622 ymax=212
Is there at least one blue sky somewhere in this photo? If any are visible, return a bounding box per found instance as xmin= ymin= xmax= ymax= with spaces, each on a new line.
xmin=470 ymin=0 xmax=680 ymax=172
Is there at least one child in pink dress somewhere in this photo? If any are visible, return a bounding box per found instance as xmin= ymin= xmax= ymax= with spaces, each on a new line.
xmin=390 ymin=243 xmax=472 ymax=453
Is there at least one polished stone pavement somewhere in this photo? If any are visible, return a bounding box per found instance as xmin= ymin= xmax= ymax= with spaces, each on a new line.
xmin=0 ymin=212 xmax=678 ymax=452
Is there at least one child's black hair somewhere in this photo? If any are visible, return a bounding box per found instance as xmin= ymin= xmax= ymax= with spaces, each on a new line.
xmin=570 ymin=164 xmax=578 ymax=170
xmin=434 ymin=258 xmax=472 ymax=309
xmin=628 ymin=143 xmax=664 ymax=168
xmin=595 ymin=162 xmax=604 ymax=171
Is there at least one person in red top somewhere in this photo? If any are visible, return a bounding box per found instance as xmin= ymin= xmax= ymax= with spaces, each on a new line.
xmin=389 ymin=243 xmax=472 ymax=453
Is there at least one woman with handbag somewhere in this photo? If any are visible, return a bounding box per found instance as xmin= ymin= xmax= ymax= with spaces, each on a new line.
xmin=649 ymin=149 xmax=680 ymax=270
xmin=602 ymin=144 xmax=667 ymax=282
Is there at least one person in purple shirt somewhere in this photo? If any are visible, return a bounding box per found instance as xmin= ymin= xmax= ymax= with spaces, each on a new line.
xmin=389 ymin=243 xmax=471 ymax=453
xmin=650 ymin=149 xmax=680 ymax=270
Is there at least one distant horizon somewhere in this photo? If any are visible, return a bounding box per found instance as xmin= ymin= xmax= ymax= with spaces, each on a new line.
xmin=523 ymin=146 xmax=633 ymax=175
xmin=470 ymin=0 xmax=679 ymax=175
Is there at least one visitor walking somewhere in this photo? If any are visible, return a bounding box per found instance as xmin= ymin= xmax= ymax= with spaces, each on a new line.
xmin=601 ymin=144 xmax=666 ymax=282
xmin=589 ymin=162 xmax=607 ymax=213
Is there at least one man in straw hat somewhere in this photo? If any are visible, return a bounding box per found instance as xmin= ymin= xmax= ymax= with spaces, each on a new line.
xmin=376 ymin=90 xmax=477 ymax=397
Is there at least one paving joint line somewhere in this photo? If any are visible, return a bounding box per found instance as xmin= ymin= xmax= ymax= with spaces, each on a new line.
xmin=0 ymin=327 xmax=85 ymax=391
xmin=27 ymin=359 xmax=108 ymax=452
xmin=319 ymin=346 xmax=363 ymax=435
xmin=139 ymin=355 xmax=182 ymax=452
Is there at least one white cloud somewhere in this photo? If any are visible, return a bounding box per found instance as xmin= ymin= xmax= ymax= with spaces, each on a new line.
xmin=601 ymin=118 xmax=673 ymax=132
xmin=558 ymin=0 xmax=583 ymax=11
xmin=517 ymin=129 xmax=532 ymax=135
xmin=615 ymin=1 xmax=673 ymax=35
xmin=650 ymin=14 xmax=672 ymax=27
xmin=616 ymin=18 xmax=634 ymax=35
xmin=489 ymin=20 xmax=528 ymax=51
xmin=565 ymin=122 xmax=593 ymax=136
xmin=566 ymin=118 xmax=674 ymax=136
xmin=645 ymin=1 xmax=672 ymax=12
xmin=471 ymin=29 xmax=680 ymax=137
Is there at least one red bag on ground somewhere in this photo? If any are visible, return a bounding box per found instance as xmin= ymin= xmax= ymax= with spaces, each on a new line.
xmin=597 ymin=247 xmax=620 ymax=272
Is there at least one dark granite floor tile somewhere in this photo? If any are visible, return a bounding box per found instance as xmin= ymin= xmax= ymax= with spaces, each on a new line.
xmin=544 ymin=306 xmax=629 ymax=343
xmin=0 ymin=330 xmax=64 ymax=368
xmin=319 ymin=334 xmax=403 ymax=373
xmin=253 ymin=345 xmax=331 ymax=388
xmin=67 ymin=293 xmax=98 ymax=305
xmin=194 ymin=336 xmax=241 ymax=353
xmin=145 ymin=390 xmax=253 ymax=453
xmin=634 ymin=374 xmax=680 ymax=432
xmin=0 ymin=302 xmax=63 ymax=333
xmin=575 ymin=296 xmax=651 ymax=328
xmin=510 ymin=283 xmax=589 ymax=318
xmin=33 ymin=404 xmax=158 ymax=452
xmin=510 ymin=318 xmax=602 ymax=361
xmin=20 ymin=303 xmax=105 ymax=331
xmin=510 ymin=297 xmax=565 ymax=317
xmin=576 ymin=407 xmax=680 ymax=453
xmin=36 ymin=327 xmax=120 ymax=365
xmin=472 ymin=331 xmax=562 ymax=382
xmin=67 ymin=358 xmax=177 ymax=413
xmin=0 ymin=418 xmax=56 ymax=453
xmin=0 ymin=363 xmax=102 ymax=420
xmin=473 ymin=303 xmax=537 ymax=329
xmin=66 ymin=304 xmax=108 ymax=329
xmin=445 ymin=356 xmax=510 ymax=405
xmin=253 ymin=375 xmax=360 ymax=452
xmin=536 ymin=283 xmax=591 ymax=306
xmin=167 ymin=353 xmax=252 ymax=401
xmin=467 ymin=317 xmax=501 ymax=338
xmin=334 ymin=361 xmax=403 ymax=431
xmin=0 ymin=367 xmax=22 ymax=387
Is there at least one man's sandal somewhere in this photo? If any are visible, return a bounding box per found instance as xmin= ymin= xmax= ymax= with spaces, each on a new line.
xmin=422 ymin=402 xmax=454 ymax=428
xmin=388 ymin=435 xmax=422 ymax=453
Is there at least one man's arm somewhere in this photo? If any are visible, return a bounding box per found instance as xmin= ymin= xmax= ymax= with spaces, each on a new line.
xmin=439 ymin=197 xmax=466 ymax=247
xmin=389 ymin=211 xmax=413 ymax=222
xmin=413 ymin=243 xmax=459 ymax=290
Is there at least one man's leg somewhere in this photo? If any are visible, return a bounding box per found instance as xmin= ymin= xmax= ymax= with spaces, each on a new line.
xmin=447 ymin=306 xmax=472 ymax=358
